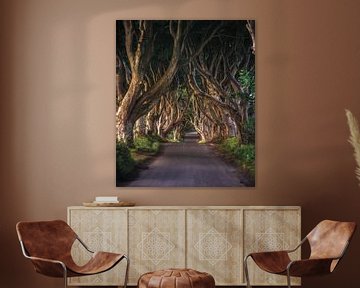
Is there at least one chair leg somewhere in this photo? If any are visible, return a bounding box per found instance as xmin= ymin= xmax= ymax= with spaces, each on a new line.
xmin=286 ymin=269 xmax=291 ymax=288
xmin=62 ymin=264 xmax=68 ymax=288
xmin=244 ymin=255 xmax=252 ymax=288
xmin=123 ymin=255 xmax=130 ymax=288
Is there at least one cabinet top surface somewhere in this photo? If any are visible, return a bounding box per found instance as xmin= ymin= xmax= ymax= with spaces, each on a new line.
xmin=68 ymin=205 xmax=301 ymax=210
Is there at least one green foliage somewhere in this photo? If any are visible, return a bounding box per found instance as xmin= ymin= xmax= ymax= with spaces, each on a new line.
xmin=116 ymin=142 xmax=136 ymax=180
xmin=241 ymin=117 xmax=255 ymax=144
xmin=166 ymin=129 xmax=184 ymax=142
xmin=166 ymin=133 xmax=180 ymax=142
xmin=152 ymin=141 xmax=160 ymax=151
xmin=134 ymin=136 xmax=160 ymax=154
xmin=234 ymin=144 xmax=255 ymax=173
xmin=116 ymin=136 xmax=161 ymax=182
xmin=220 ymin=137 xmax=255 ymax=180
xmin=235 ymin=69 xmax=255 ymax=119
xmin=221 ymin=137 xmax=240 ymax=153
xmin=238 ymin=69 xmax=255 ymax=102
xmin=236 ymin=69 xmax=256 ymax=145
xmin=147 ymin=133 xmax=166 ymax=143
xmin=238 ymin=69 xmax=255 ymax=96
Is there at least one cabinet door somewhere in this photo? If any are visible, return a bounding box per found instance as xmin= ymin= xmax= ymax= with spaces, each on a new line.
xmin=128 ymin=209 xmax=186 ymax=284
xmin=243 ymin=209 xmax=301 ymax=286
xmin=68 ymin=208 xmax=127 ymax=286
xmin=187 ymin=209 xmax=243 ymax=285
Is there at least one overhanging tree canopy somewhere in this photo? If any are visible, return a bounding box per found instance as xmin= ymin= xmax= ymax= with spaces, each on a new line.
xmin=116 ymin=20 xmax=255 ymax=145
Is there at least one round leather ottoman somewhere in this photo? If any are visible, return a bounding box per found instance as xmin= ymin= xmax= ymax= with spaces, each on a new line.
xmin=138 ymin=268 xmax=215 ymax=288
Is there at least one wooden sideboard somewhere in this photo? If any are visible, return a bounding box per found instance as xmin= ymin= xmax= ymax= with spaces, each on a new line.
xmin=67 ymin=206 xmax=301 ymax=286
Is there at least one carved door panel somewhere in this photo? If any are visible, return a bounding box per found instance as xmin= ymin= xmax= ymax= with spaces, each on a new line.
xmin=243 ymin=209 xmax=301 ymax=286
xmin=128 ymin=209 xmax=186 ymax=284
xmin=68 ymin=208 xmax=128 ymax=286
xmin=187 ymin=209 xmax=243 ymax=285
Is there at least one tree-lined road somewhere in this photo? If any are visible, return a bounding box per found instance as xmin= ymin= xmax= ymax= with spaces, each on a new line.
xmin=126 ymin=133 xmax=245 ymax=187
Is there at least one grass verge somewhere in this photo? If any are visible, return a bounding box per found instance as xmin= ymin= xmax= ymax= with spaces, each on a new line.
xmin=216 ymin=137 xmax=255 ymax=185
xmin=116 ymin=136 xmax=161 ymax=184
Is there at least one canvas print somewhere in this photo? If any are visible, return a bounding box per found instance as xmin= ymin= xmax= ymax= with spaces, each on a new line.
xmin=116 ymin=20 xmax=255 ymax=187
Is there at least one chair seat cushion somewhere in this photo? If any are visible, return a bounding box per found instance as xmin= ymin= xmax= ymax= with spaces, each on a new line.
xmin=138 ymin=268 xmax=215 ymax=288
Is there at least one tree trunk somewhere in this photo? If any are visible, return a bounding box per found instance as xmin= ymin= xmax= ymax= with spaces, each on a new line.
xmin=146 ymin=113 xmax=155 ymax=135
xmin=134 ymin=116 xmax=146 ymax=137
xmin=173 ymin=127 xmax=182 ymax=142
xmin=116 ymin=21 xmax=187 ymax=145
xmin=117 ymin=119 xmax=135 ymax=146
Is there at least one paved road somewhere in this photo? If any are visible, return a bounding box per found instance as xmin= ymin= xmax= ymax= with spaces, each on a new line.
xmin=125 ymin=133 xmax=245 ymax=187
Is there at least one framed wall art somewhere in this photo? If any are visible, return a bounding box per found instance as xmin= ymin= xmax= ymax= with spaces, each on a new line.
xmin=116 ymin=20 xmax=255 ymax=187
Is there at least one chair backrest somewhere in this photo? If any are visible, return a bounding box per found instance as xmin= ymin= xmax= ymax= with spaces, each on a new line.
xmin=307 ymin=220 xmax=356 ymax=261
xmin=16 ymin=220 xmax=77 ymax=261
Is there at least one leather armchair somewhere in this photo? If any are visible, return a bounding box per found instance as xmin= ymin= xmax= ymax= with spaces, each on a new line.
xmin=244 ymin=220 xmax=356 ymax=288
xmin=16 ymin=220 xmax=129 ymax=288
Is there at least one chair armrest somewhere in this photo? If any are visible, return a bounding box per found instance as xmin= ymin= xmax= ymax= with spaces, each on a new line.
xmin=26 ymin=255 xmax=65 ymax=265
xmin=246 ymin=250 xmax=292 ymax=261
xmin=76 ymin=236 xmax=94 ymax=253
xmin=26 ymin=255 xmax=67 ymax=277
xmin=287 ymin=258 xmax=336 ymax=277
xmin=286 ymin=237 xmax=307 ymax=253
xmin=248 ymin=250 xmax=289 ymax=256
xmin=19 ymin=240 xmax=67 ymax=277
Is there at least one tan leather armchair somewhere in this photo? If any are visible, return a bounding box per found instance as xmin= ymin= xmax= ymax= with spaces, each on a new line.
xmin=16 ymin=220 xmax=129 ymax=288
xmin=244 ymin=220 xmax=356 ymax=288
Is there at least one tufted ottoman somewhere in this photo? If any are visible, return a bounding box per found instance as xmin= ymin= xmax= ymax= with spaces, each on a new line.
xmin=138 ymin=268 xmax=215 ymax=288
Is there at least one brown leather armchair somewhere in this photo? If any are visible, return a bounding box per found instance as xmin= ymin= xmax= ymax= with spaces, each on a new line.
xmin=244 ymin=220 xmax=356 ymax=288
xmin=16 ymin=220 xmax=129 ymax=288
